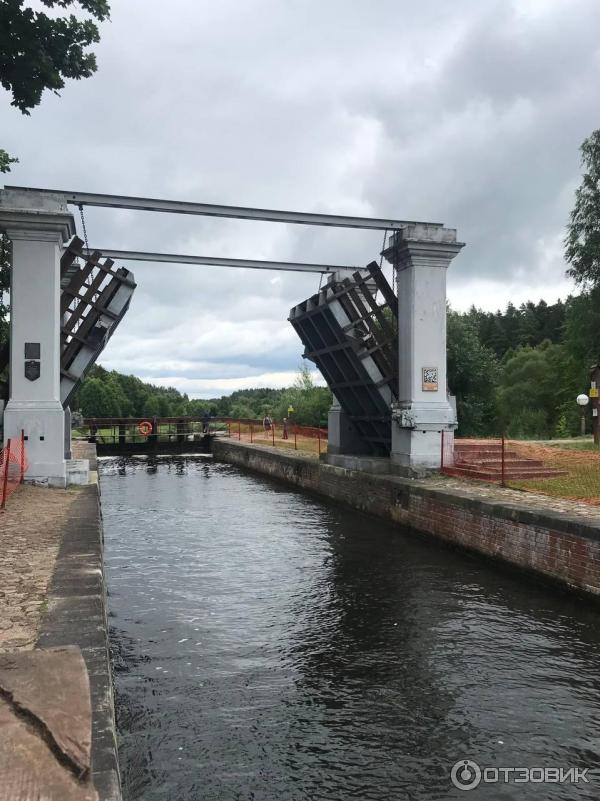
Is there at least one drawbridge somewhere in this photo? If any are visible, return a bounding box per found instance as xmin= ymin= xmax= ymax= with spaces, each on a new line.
xmin=289 ymin=262 xmax=398 ymax=456
xmin=0 ymin=185 xmax=463 ymax=484
xmin=0 ymin=235 xmax=135 ymax=411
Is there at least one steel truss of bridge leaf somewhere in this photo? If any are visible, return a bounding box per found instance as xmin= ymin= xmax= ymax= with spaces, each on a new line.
xmin=60 ymin=236 xmax=136 ymax=408
xmin=289 ymin=261 xmax=398 ymax=456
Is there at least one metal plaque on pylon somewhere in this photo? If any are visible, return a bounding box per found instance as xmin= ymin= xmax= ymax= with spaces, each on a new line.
xmin=24 ymin=360 xmax=40 ymax=381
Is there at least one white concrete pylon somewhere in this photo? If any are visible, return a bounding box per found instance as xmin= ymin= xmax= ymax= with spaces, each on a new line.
xmin=383 ymin=224 xmax=464 ymax=472
xmin=0 ymin=189 xmax=76 ymax=486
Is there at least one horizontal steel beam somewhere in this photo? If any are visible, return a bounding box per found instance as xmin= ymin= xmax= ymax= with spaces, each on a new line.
xmin=86 ymin=248 xmax=356 ymax=273
xmin=6 ymin=185 xmax=441 ymax=230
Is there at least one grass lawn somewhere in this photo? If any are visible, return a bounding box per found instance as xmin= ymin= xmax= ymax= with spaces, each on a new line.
xmin=510 ymin=466 xmax=600 ymax=504
xmin=508 ymin=440 xmax=600 ymax=504
xmin=545 ymin=440 xmax=600 ymax=451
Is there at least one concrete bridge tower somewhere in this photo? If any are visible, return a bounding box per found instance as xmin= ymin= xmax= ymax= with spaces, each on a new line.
xmin=382 ymin=224 xmax=464 ymax=471
xmin=0 ymin=189 xmax=76 ymax=486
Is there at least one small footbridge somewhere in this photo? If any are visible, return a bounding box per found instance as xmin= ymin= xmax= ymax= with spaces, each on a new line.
xmin=80 ymin=417 xmax=217 ymax=456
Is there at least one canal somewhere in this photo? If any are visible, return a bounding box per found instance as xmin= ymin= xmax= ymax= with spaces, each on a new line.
xmin=100 ymin=455 xmax=600 ymax=800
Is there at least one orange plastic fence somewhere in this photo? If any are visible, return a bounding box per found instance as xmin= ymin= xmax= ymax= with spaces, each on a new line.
xmin=440 ymin=433 xmax=600 ymax=505
xmin=0 ymin=431 xmax=27 ymax=509
xmin=224 ymin=418 xmax=327 ymax=454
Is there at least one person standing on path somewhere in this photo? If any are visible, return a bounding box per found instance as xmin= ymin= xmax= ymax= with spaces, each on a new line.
xmin=263 ymin=414 xmax=272 ymax=438
xmin=282 ymin=418 xmax=289 ymax=440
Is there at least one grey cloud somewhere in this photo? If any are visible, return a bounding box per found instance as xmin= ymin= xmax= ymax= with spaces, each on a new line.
xmin=1 ymin=0 xmax=597 ymax=393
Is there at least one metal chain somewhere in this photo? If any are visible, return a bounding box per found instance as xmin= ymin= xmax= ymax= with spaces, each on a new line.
xmin=78 ymin=204 xmax=90 ymax=254
xmin=77 ymin=204 xmax=94 ymax=288
xmin=379 ymin=229 xmax=388 ymax=270
xmin=376 ymin=229 xmax=389 ymax=304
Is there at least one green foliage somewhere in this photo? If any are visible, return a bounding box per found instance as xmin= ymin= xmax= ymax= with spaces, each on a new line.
xmin=505 ymin=408 xmax=552 ymax=440
xmin=78 ymin=377 xmax=121 ymax=417
xmin=142 ymin=395 xmax=160 ymax=418
xmin=496 ymin=342 xmax=575 ymax=438
xmin=76 ymin=365 xmax=331 ymax=427
xmin=447 ymin=310 xmax=500 ymax=436
xmin=0 ymin=0 xmax=110 ymax=114
xmin=465 ymin=299 xmax=565 ymax=359
xmin=563 ymin=286 xmax=600 ymax=369
xmin=565 ymin=129 xmax=600 ymax=287
xmin=0 ymin=149 xmax=18 ymax=173
xmin=270 ymin=365 xmax=332 ymax=427
xmin=229 ymin=401 xmax=257 ymax=419
xmin=554 ymin=413 xmax=569 ymax=439
xmin=70 ymin=284 xmax=599 ymax=441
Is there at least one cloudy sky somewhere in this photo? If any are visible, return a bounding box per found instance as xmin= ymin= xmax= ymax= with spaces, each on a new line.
xmin=2 ymin=0 xmax=599 ymax=397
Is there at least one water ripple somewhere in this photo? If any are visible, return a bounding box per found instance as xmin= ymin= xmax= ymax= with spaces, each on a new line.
xmin=100 ymin=456 xmax=600 ymax=801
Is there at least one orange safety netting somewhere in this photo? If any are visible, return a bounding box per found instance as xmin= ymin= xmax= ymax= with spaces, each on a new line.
xmin=1 ymin=434 xmax=28 ymax=509
xmin=226 ymin=419 xmax=327 ymax=455
xmin=440 ymin=434 xmax=600 ymax=505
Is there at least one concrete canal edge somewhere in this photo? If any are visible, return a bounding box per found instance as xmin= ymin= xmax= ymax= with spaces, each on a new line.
xmin=212 ymin=439 xmax=600 ymax=598
xmin=38 ymin=482 xmax=121 ymax=801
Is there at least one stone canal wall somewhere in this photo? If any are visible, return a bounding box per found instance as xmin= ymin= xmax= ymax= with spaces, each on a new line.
xmin=38 ymin=483 xmax=121 ymax=801
xmin=212 ymin=439 xmax=600 ymax=598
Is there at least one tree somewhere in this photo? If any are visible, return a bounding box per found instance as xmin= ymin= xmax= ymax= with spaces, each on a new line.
xmin=273 ymin=365 xmax=332 ymax=426
xmin=79 ymin=377 xmax=120 ymax=417
xmin=0 ymin=149 xmax=17 ymax=173
xmin=142 ymin=395 xmax=160 ymax=418
xmin=158 ymin=395 xmax=172 ymax=417
xmin=0 ymin=0 xmax=110 ymax=114
xmin=229 ymin=401 xmax=256 ymax=420
xmin=496 ymin=342 xmax=573 ymax=438
xmin=565 ymin=129 xmax=600 ymax=286
xmin=563 ymin=287 xmax=600 ymax=367
xmin=446 ymin=311 xmax=500 ymax=436
xmin=0 ymin=2 xmax=110 ymax=367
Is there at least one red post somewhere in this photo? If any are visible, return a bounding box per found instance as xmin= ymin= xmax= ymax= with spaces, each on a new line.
xmin=294 ymin=426 xmax=297 ymax=450
xmin=440 ymin=430 xmax=444 ymax=472
xmin=318 ymin=429 xmax=321 ymax=455
xmin=1 ymin=439 xmax=11 ymax=510
xmin=238 ymin=420 xmax=241 ymax=441
xmin=501 ymin=435 xmax=506 ymax=488
xmin=272 ymin=422 xmax=275 ymax=446
xmin=20 ymin=430 xmax=25 ymax=483
xmin=250 ymin=423 xmax=253 ymax=443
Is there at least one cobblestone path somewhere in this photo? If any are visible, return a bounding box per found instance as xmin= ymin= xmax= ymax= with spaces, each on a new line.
xmin=0 ymin=485 xmax=79 ymax=651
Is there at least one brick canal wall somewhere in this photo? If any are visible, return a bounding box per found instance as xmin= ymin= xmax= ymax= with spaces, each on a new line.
xmin=212 ymin=439 xmax=600 ymax=598
xmin=38 ymin=483 xmax=121 ymax=801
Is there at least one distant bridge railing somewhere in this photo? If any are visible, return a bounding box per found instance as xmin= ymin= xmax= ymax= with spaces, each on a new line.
xmin=80 ymin=416 xmax=225 ymax=445
xmin=78 ymin=416 xmax=328 ymax=455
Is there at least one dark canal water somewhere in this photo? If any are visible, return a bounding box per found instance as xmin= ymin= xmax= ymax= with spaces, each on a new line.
xmin=100 ymin=455 xmax=600 ymax=800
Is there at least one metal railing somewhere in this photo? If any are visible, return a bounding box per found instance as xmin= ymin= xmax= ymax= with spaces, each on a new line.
xmin=80 ymin=416 xmax=225 ymax=444
xmin=441 ymin=432 xmax=600 ymax=505
xmin=78 ymin=416 xmax=328 ymax=455
xmin=227 ymin=418 xmax=328 ymax=455
xmin=0 ymin=430 xmax=27 ymax=509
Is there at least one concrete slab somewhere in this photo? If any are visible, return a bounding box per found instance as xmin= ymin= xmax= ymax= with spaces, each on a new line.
xmin=325 ymin=454 xmax=392 ymax=474
xmin=0 ymin=646 xmax=98 ymax=801
xmin=38 ymin=481 xmax=121 ymax=801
